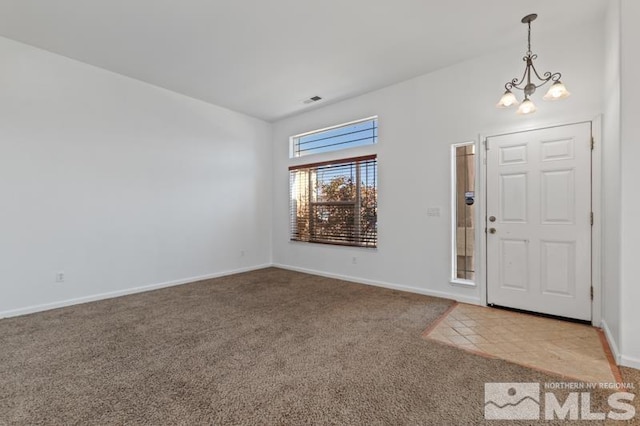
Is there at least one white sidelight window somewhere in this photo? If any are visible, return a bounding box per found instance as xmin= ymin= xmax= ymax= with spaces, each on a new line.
xmin=451 ymin=142 xmax=476 ymax=283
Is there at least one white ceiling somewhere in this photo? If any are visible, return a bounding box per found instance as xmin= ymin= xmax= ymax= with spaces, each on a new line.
xmin=0 ymin=0 xmax=606 ymax=122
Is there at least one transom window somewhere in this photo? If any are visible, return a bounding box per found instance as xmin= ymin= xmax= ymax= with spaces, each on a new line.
xmin=291 ymin=117 xmax=377 ymax=158
xmin=290 ymin=155 xmax=377 ymax=247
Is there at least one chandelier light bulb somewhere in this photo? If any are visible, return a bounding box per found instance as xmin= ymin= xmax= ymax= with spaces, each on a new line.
xmin=497 ymin=90 xmax=519 ymax=108
xmin=516 ymin=97 xmax=537 ymax=115
xmin=543 ymin=81 xmax=571 ymax=100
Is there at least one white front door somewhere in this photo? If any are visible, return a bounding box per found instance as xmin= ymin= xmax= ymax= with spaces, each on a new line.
xmin=486 ymin=122 xmax=592 ymax=321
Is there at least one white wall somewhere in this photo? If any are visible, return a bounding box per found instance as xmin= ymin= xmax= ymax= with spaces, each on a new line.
xmin=271 ymin=20 xmax=604 ymax=304
xmin=601 ymin=0 xmax=622 ymax=362
xmin=619 ymin=0 xmax=640 ymax=369
xmin=0 ymin=37 xmax=272 ymax=317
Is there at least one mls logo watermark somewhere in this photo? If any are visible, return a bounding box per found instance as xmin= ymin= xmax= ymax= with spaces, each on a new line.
xmin=484 ymin=382 xmax=636 ymax=421
xmin=484 ymin=383 xmax=540 ymax=420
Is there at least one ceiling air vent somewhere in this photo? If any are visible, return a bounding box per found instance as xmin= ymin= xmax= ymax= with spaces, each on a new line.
xmin=303 ymin=96 xmax=323 ymax=104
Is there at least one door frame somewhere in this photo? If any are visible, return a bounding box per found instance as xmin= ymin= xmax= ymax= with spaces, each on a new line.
xmin=477 ymin=115 xmax=602 ymax=326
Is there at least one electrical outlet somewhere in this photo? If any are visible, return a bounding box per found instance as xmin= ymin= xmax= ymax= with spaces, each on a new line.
xmin=240 ymin=250 xmax=245 ymax=257
xmin=352 ymin=257 xmax=357 ymax=264
xmin=55 ymin=271 xmax=65 ymax=283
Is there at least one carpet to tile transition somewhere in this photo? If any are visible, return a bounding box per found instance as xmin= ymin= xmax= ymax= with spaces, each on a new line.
xmin=0 ymin=268 xmax=635 ymax=425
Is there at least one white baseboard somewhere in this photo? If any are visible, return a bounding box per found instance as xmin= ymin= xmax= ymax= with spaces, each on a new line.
xmin=0 ymin=263 xmax=272 ymax=319
xmin=600 ymin=320 xmax=640 ymax=370
xmin=1 ymin=263 xmax=482 ymax=319
xmin=601 ymin=319 xmax=622 ymax=365
xmin=273 ymin=263 xmax=481 ymax=305
xmin=620 ymin=355 xmax=640 ymax=370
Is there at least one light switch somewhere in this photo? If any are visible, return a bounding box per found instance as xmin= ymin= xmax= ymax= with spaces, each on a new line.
xmin=427 ymin=207 xmax=441 ymax=217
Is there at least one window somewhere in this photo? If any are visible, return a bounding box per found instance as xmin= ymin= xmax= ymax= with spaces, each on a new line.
xmin=291 ymin=117 xmax=377 ymax=158
xmin=452 ymin=143 xmax=476 ymax=283
xmin=290 ymin=155 xmax=377 ymax=247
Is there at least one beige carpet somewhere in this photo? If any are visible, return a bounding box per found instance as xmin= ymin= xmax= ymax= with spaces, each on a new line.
xmin=0 ymin=268 xmax=634 ymax=425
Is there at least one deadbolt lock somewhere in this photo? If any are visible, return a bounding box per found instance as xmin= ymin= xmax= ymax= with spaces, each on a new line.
xmin=489 ymin=216 xmax=496 ymax=222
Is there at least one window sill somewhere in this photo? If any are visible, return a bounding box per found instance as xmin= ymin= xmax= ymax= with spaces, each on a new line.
xmin=450 ymin=279 xmax=476 ymax=288
xmin=289 ymin=239 xmax=378 ymax=250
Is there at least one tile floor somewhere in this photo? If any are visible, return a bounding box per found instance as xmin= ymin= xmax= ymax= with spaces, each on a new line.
xmin=424 ymin=303 xmax=618 ymax=384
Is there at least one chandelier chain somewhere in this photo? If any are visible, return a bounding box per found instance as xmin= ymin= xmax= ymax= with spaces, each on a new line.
xmin=527 ymin=21 xmax=532 ymax=56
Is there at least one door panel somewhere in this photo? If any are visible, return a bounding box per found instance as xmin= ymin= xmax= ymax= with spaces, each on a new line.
xmin=486 ymin=123 xmax=591 ymax=321
xmin=500 ymin=144 xmax=528 ymax=165
xmin=540 ymin=240 xmax=575 ymax=296
xmin=541 ymin=138 xmax=575 ymax=161
xmin=501 ymin=173 xmax=528 ymax=222
xmin=500 ymin=239 xmax=529 ymax=290
xmin=541 ymin=169 xmax=575 ymax=223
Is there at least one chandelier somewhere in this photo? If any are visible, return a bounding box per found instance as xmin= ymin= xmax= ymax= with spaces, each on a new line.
xmin=496 ymin=14 xmax=570 ymax=115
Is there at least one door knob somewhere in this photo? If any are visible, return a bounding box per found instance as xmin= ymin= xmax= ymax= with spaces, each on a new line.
xmin=489 ymin=228 xmax=497 ymax=234
xmin=489 ymin=216 xmax=496 ymax=222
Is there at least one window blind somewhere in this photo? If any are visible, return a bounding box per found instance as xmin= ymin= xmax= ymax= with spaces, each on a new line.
xmin=289 ymin=155 xmax=377 ymax=247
